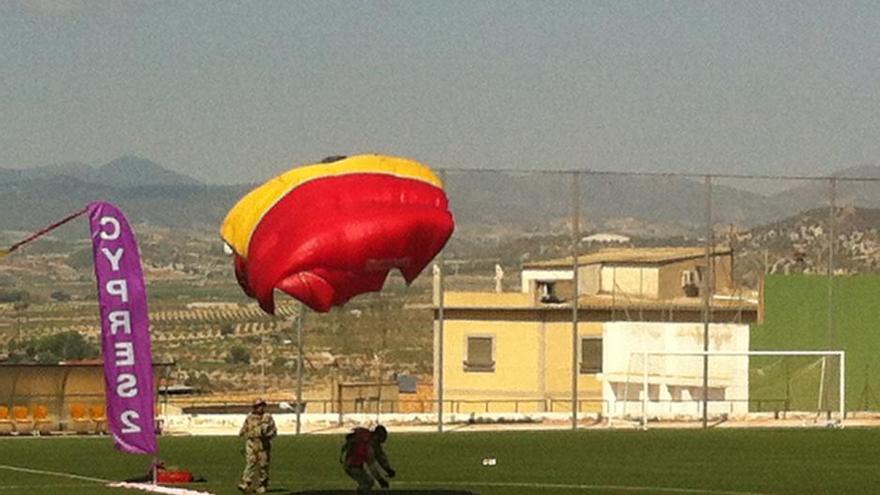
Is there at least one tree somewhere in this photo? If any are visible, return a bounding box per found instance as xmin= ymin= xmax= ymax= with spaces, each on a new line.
xmin=50 ymin=290 xmax=71 ymax=302
xmin=226 ymin=346 xmax=250 ymax=365
xmin=15 ymin=331 xmax=99 ymax=364
xmin=184 ymin=372 xmax=212 ymax=391
xmin=0 ymin=290 xmax=30 ymax=303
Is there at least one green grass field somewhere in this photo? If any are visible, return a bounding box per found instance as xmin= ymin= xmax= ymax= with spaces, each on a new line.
xmin=753 ymin=274 xmax=880 ymax=411
xmin=1 ymin=429 xmax=879 ymax=494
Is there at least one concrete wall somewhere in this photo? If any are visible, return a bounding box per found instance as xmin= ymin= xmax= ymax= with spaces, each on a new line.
xmin=578 ymin=264 xmax=601 ymax=295
xmin=437 ymin=317 xmax=603 ymax=413
xmin=657 ymin=255 xmax=735 ymax=300
xmin=436 ymin=317 xmax=750 ymax=418
xmin=520 ymin=269 xmax=572 ymax=293
xmin=522 ymin=252 xmax=736 ymax=301
xmin=600 ymin=266 xmax=660 ymax=298
xmin=601 ymin=321 xmax=750 ymax=419
xmin=332 ymin=382 xmax=399 ymax=414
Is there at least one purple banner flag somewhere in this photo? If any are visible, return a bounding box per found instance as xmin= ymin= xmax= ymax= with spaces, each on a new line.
xmin=88 ymin=201 xmax=156 ymax=455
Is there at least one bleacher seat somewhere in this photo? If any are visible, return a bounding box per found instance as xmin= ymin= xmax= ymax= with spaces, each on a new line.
xmin=13 ymin=406 xmax=33 ymax=435
xmin=89 ymin=404 xmax=107 ymax=434
xmin=33 ymin=405 xmax=54 ymax=435
xmin=0 ymin=406 xmax=13 ymax=435
xmin=69 ymin=403 xmax=93 ymax=433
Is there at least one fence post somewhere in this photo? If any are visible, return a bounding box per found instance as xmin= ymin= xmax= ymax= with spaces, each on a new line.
xmin=701 ymin=175 xmax=713 ymax=429
xmin=570 ymin=171 xmax=580 ymax=431
xmin=435 ymin=171 xmax=447 ymax=433
xmin=295 ymin=303 xmax=304 ymax=435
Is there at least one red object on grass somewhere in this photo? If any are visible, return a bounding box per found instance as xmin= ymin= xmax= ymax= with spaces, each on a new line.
xmin=157 ymin=470 xmax=194 ymax=484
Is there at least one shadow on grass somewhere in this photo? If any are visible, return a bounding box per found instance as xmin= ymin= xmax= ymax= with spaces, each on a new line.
xmin=286 ymin=491 xmax=478 ymax=495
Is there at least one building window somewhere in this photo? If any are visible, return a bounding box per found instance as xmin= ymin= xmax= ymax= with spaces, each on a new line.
xmin=464 ymin=336 xmax=495 ymax=372
xmin=681 ymin=269 xmax=701 ymax=297
xmin=580 ymin=337 xmax=602 ymax=374
xmin=537 ymin=281 xmax=560 ymax=303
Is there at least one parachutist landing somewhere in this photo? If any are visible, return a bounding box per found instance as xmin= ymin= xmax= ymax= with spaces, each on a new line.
xmin=340 ymin=425 xmax=396 ymax=492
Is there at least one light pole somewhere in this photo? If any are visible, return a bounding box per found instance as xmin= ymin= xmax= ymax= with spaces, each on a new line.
xmin=295 ymin=303 xmax=305 ymax=435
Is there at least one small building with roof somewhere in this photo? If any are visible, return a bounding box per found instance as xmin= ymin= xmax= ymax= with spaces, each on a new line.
xmin=433 ymin=246 xmax=758 ymax=419
xmin=0 ymin=360 xmax=172 ymax=435
xmin=581 ymin=233 xmax=631 ymax=245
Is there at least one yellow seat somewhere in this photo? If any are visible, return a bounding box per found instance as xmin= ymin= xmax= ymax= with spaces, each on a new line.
xmin=13 ymin=406 xmax=33 ymax=435
xmin=69 ymin=403 xmax=93 ymax=434
xmin=89 ymin=404 xmax=107 ymax=434
xmin=0 ymin=406 xmax=13 ymax=435
xmin=33 ymin=405 xmax=54 ymax=435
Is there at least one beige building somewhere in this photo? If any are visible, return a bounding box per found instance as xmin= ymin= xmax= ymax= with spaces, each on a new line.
xmin=434 ymin=246 xmax=758 ymax=417
xmin=521 ymin=246 xmax=736 ymax=302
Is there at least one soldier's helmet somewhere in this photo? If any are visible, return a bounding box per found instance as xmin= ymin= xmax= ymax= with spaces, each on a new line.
xmin=252 ymin=398 xmax=267 ymax=408
xmin=374 ymin=425 xmax=388 ymax=442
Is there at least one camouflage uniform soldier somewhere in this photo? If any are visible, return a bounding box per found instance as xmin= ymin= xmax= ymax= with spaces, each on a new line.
xmin=340 ymin=425 xmax=396 ymax=492
xmin=238 ymin=399 xmax=277 ymax=494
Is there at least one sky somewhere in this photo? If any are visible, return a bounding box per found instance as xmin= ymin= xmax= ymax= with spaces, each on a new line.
xmin=1 ymin=0 xmax=879 ymax=185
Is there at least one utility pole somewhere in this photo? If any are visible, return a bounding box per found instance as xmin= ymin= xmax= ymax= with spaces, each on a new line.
xmin=570 ymin=171 xmax=580 ymax=430
xmin=701 ymin=176 xmax=713 ymax=429
xmin=296 ymin=304 xmax=305 ymax=435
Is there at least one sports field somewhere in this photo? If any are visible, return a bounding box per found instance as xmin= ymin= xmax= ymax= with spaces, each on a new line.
xmin=754 ymin=274 xmax=880 ymax=411
xmin=1 ymin=429 xmax=878 ymax=494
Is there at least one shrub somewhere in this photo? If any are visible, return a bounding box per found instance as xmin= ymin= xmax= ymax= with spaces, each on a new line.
xmin=226 ymin=346 xmax=251 ymax=365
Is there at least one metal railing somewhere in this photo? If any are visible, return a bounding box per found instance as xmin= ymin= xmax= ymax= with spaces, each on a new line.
xmin=170 ymin=397 xmax=610 ymax=417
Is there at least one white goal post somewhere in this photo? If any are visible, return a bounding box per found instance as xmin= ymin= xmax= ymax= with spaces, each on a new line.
xmin=637 ymin=350 xmax=845 ymax=428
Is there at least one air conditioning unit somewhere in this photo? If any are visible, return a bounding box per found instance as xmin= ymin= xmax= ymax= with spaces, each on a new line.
xmin=681 ymin=270 xmax=700 ymax=297
xmin=537 ymin=281 xmax=561 ymax=303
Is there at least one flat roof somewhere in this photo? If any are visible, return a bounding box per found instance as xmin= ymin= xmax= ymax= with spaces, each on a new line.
xmin=438 ymin=291 xmax=757 ymax=312
xmin=523 ymin=246 xmax=732 ymax=269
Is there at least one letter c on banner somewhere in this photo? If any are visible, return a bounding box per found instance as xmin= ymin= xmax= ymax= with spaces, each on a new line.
xmin=99 ymin=216 xmax=121 ymax=241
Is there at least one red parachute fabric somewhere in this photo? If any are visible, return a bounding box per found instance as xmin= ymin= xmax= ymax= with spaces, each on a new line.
xmin=225 ymin=157 xmax=454 ymax=313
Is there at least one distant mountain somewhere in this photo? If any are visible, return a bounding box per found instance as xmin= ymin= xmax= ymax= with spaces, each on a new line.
xmin=444 ymin=171 xmax=788 ymax=236
xmin=446 ymin=166 xmax=880 ymax=237
xmin=0 ymin=176 xmax=248 ymax=232
xmin=769 ymin=164 xmax=880 ymax=213
xmin=0 ymin=168 xmax=24 ymax=183
xmin=25 ymin=162 xmax=95 ymax=181
xmin=837 ymin=164 xmax=880 ymax=178
xmin=0 ymin=156 xmax=201 ymax=188
xmin=90 ymin=156 xmax=201 ymax=188
xmin=0 ymin=162 xmax=94 ymax=183
xmin=730 ymin=205 xmax=880 ymax=286
xmin=0 ymin=176 xmax=116 ymax=231
xmin=2 ymin=157 xmax=879 ymax=238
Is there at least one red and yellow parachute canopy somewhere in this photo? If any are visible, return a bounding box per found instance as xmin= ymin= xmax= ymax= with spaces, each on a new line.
xmin=221 ymin=154 xmax=455 ymax=313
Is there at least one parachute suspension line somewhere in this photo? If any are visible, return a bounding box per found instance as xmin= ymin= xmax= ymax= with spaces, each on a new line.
xmin=0 ymin=207 xmax=89 ymax=258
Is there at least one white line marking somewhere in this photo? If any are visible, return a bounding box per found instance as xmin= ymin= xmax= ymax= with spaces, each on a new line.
xmin=0 ymin=465 xmax=216 ymax=495
xmin=0 ymin=464 xmax=109 ymax=483
xmin=401 ymin=480 xmax=778 ymax=495
xmin=0 ymin=484 xmax=95 ymax=491
xmin=0 ymin=465 xmax=775 ymax=495
xmin=108 ymin=482 xmax=216 ymax=495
